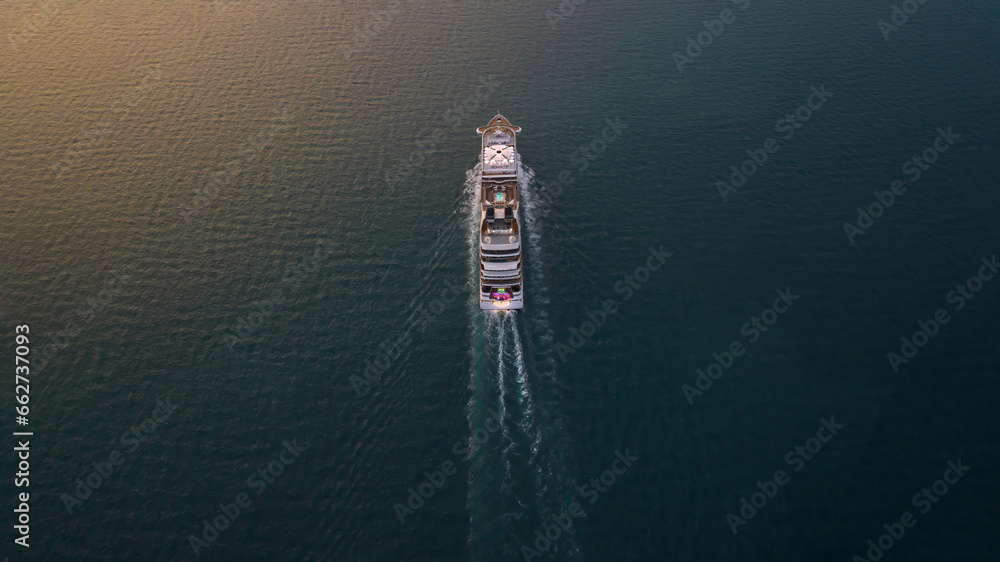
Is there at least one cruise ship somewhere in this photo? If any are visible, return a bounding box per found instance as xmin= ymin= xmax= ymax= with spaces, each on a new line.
xmin=476 ymin=114 xmax=523 ymax=310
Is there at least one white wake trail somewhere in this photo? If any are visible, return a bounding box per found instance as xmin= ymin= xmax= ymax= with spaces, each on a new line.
xmin=518 ymin=163 xmax=583 ymax=557
xmin=510 ymin=320 xmax=538 ymax=455
xmin=465 ymin=160 xmax=581 ymax=559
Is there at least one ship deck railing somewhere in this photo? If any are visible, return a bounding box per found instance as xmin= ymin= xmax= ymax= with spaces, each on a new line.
xmin=482 ymin=218 xmax=518 ymax=235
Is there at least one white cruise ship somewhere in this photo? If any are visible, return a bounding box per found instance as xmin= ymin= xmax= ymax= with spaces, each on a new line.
xmin=476 ymin=114 xmax=523 ymax=311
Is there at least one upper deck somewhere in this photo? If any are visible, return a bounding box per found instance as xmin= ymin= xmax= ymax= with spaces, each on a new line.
xmin=481 ymin=178 xmax=518 ymax=213
xmin=477 ymin=114 xmax=521 ymax=177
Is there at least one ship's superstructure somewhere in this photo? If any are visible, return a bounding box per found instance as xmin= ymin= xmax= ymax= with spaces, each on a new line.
xmin=476 ymin=114 xmax=523 ymax=310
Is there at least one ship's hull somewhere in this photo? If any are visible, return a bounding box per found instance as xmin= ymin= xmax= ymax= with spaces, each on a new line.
xmin=480 ymin=297 xmax=524 ymax=311
xmin=479 ymin=206 xmax=524 ymax=311
xmin=477 ymin=114 xmax=524 ymax=311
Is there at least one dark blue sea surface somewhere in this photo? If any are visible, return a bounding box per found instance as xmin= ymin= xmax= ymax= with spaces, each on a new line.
xmin=1 ymin=1 xmax=998 ymax=560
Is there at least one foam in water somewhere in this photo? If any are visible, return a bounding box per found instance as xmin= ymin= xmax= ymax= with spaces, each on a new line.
xmin=463 ymin=160 xmax=581 ymax=559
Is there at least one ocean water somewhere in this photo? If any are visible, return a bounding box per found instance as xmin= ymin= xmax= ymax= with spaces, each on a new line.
xmin=1 ymin=1 xmax=999 ymax=560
